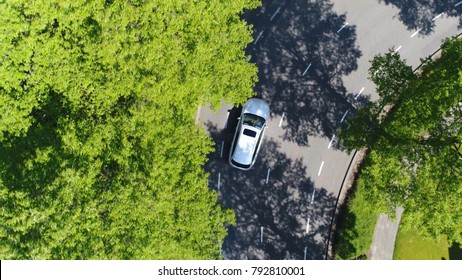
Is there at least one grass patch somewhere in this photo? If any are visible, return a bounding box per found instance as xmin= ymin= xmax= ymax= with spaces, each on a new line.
xmin=333 ymin=152 xmax=390 ymax=259
xmin=393 ymin=226 xmax=449 ymax=260
xmin=333 ymin=159 xmax=383 ymax=259
xmin=334 ymin=187 xmax=380 ymax=259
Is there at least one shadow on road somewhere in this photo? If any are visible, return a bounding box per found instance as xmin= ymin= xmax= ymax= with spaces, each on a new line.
xmin=204 ymin=121 xmax=337 ymax=259
xmin=243 ymin=0 xmax=364 ymax=147
xmin=377 ymin=0 xmax=462 ymax=35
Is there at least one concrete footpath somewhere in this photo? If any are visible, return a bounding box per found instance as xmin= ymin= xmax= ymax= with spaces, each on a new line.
xmin=368 ymin=207 xmax=404 ymax=260
xmin=326 ymin=148 xmax=404 ymax=260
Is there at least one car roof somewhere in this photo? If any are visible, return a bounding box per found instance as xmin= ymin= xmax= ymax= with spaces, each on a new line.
xmin=232 ymin=125 xmax=261 ymax=165
xmin=242 ymin=98 xmax=270 ymax=120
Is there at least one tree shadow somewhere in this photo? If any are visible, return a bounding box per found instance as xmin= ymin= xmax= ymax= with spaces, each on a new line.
xmin=331 ymin=204 xmax=359 ymax=259
xmin=0 ymin=91 xmax=65 ymax=196
xmin=377 ymin=0 xmax=462 ymax=35
xmin=204 ymin=121 xmax=337 ymax=259
xmin=243 ymin=0 xmax=363 ymax=146
xmin=449 ymin=242 xmax=462 ymax=260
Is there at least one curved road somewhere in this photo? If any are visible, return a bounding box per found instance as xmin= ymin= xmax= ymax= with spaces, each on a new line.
xmin=198 ymin=0 xmax=461 ymax=260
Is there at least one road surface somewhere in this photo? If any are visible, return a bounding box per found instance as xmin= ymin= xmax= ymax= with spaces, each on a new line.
xmin=198 ymin=0 xmax=461 ymax=259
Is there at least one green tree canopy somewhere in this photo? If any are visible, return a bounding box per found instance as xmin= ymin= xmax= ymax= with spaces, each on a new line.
xmin=0 ymin=0 xmax=260 ymax=259
xmin=339 ymin=37 xmax=462 ymax=245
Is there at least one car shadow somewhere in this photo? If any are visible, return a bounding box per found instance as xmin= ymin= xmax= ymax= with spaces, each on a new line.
xmin=205 ymin=121 xmax=337 ymax=259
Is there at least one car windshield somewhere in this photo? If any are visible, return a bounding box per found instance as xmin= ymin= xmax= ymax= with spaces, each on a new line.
xmin=242 ymin=113 xmax=265 ymax=129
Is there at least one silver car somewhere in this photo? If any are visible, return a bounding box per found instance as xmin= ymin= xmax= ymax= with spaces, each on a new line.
xmin=229 ymin=98 xmax=270 ymax=170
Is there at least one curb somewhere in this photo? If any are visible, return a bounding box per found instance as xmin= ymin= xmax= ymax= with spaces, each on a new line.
xmin=325 ymin=148 xmax=367 ymax=259
xmin=195 ymin=104 xmax=203 ymax=125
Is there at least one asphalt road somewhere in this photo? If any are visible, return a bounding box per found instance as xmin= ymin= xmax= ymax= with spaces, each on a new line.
xmin=198 ymin=0 xmax=462 ymax=260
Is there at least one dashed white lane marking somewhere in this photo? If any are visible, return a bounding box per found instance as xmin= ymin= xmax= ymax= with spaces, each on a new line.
xmin=340 ymin=110 xmax=349 ymax=123
xmin=354 ymin=87 xmax=365 ymax=100
xmin=218 ymin=173 xmax=221 ymax=190
xmin=411 ymin=28 xmax=422 ymax=38
xmin=394 ymin=45 xmax=402 ymax=53
xmin=310 ymin=188 xmax=316 ymax=204
xmin=306 ymin=217 xmax=311 ymax=234
xmin=302 ymin=63 xmax=312 ymax=76
xmin=279 ymin=112 xmax=285 ymax=127
xmin=270 ymin=7 xmax=281 ymax=21
xmin=254 ymin=30 xmax=263 ymax=45
xmin=336 ymin=22 xmax=348 ymax=33
xmin=456 ymin=1 xmax=462 ymax=7
xmin=328 ymin=134 xmax=335 ymax=149
xmin=260 ymin=227 xmax=264 ymax=243
xmin=220 ymin=141 xmax=224 ymax=158
xmin=304 ymin=246 xmax=307 ymax=260
xmin=265 ymin=168 xmax=271 ymax=184
xmin=224 ymin=111 xmax=230 ymax=129
xmin=432 ymin=13 xmax=443 ymax=21
xmin=317 ymin=161 xmax=325 ymax=176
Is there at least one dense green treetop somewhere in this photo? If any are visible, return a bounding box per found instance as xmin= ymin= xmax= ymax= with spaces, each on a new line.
xmin=339 ymin=37 xmax=462 ymax=245
xmin=0 ymin=0 xmax=260 ymax=259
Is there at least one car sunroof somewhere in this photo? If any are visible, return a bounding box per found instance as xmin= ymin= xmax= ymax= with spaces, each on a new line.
xmin=243 ymin=128 xmax=257 ymax=138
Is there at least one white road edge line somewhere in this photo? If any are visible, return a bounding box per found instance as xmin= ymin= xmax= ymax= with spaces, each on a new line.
xmin=270 ymin=7 xmax=281 ymax=21
xmin=220 ymin=141 xmax=224 ymax=158
xmin=340 ymin=110 xmax=349 ymax=123
xmin=254 ymin=30 xmax=263 ymax=45
xmin=220 ymin=141 xmax=225 ymax=158
xmin=265 ymin=168 xmax=271 ymax=184
xmin=306 ymin=217 xmax=311 ymax=234
xmin=337 ymin=22 xmax=348 ymax=33
xmin=218 ymin=173 xmax=221 ymax=190
xmin=318 ymin=161 xmax=325 ymax=176
xmin=432 ymin=13 xmax=443 ymax=21
xmin=260 ymin=226 xmax=264 ymax=243
xmin=302 ymin=63 xmax=312 ymax=76
xmin=224 ymin=111 xmax=230 ymax=129
xmin=411 ymin=28 xmax=422 ymax=38
xmin=279 ymin=112 xmax=285 ymax=127
xmin=354 ymin=87 xmax=365 ymax=100
xmin=328 ymin=134 xmax=335 ymax=149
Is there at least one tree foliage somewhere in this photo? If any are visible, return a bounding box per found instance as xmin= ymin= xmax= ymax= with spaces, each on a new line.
xmin=369 ymin=50 xmax=415 ymax=107
xmin=339 ymin=37 xmax=462 ymax=245
xmin=0 ymin=0 xmax=260 ymax=259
